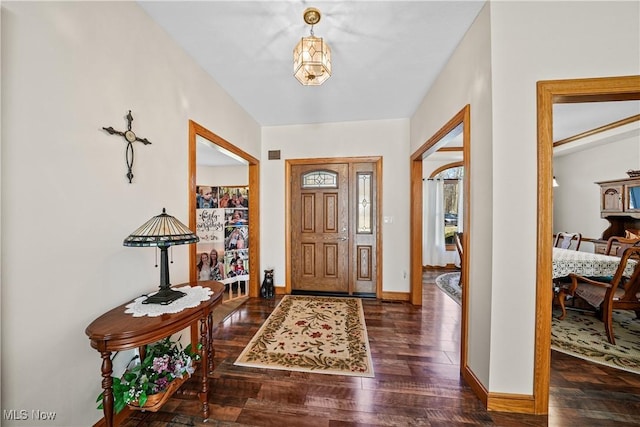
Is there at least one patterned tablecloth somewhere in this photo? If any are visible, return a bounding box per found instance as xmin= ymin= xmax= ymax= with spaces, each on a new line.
xmin=552 ymin=247 xmax=637 ymax=279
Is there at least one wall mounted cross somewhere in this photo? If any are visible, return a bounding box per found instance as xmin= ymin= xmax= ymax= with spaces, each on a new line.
xmin=102 ymin=110 xmax=152 ymax=183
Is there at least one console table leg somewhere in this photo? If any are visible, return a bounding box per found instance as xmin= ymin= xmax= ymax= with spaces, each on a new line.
xmin=207 ymin=312 xmax=214 ymax=375
xmin=199 ymin=316 xmax=210 ymax=420
xmin=100 ymin=351 xmax=114 ymax=427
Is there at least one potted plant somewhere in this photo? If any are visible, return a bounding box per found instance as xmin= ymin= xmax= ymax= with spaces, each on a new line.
xmin=96 ymin=336 xmax=200 ymax=413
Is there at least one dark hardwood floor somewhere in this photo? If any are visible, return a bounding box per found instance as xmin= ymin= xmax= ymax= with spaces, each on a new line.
xmin=120 ymin=270 xmax=640 ymax=426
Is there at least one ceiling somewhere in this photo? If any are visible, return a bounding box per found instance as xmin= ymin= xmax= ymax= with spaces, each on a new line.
xmin=139 ymin=1 xmax=486 ymax=127
xmin=139 ymin=1 xmax=640 ymax=164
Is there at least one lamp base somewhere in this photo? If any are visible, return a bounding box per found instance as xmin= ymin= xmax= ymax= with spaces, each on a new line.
xmin=142 ymin=287 xmax=186 ymax=305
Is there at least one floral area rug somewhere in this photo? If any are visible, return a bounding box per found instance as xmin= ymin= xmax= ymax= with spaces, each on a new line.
xmin=234 ymin=295 xmax=374 ymax=377
xmin=435 ymin=272 xmax=461 ymax=305
xmin=551 ymin=309 xmax=640 ymax=374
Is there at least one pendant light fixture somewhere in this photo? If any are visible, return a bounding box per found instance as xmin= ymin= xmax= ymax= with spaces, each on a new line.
xmin=293 ymin=7 xmax=332 ymax=86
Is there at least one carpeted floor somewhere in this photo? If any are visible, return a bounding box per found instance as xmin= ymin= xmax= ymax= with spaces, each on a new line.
xmin=435 ymin=271 xmax=461 ymax=305
xmin=234 ymin=295 xmax=374 ymax=377
xmin=551 ymin=308 xmax=640 ymax=374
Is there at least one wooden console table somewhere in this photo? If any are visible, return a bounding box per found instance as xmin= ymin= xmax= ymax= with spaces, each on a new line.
xmin=85 ymin=281 xmax=224 ymax=427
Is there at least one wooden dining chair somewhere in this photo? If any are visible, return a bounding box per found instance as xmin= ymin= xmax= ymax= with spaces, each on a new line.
xmin=552 ymin=232 xmax=582 ymax=306
xmin=454 ymin=232 xmax=463 ymax=287
xmin=604 ymin=235 xmax=640 ymax=257
xmin=557 ymin=246 xmax=640 ymax=344
xmin=554 ymin=232 xmax=582 ymax=251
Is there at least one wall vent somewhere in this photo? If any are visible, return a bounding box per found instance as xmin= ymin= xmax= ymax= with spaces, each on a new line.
xmin=268 ymin=150 xmax=281 ymax=160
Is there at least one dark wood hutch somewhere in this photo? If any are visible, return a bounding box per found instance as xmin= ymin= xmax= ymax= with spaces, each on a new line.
xmin=594 ymin=176 xmax=640 ymax=253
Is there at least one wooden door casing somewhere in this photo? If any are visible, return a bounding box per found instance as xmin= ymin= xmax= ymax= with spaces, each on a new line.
xmin=288 ymin=158 xmax=380 ymax=296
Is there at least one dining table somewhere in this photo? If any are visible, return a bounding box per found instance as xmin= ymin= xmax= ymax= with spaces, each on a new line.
xmin=552 ymin=247 xmax=636 ymax=279
xmin=552 ymin=247 xmax=637 ymax=308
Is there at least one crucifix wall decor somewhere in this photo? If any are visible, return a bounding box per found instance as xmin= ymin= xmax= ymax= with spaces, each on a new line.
xmin=102 ymin=110 xmax=152 ymax=183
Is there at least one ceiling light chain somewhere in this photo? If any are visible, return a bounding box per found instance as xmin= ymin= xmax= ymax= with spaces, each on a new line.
xmin=293 ymin=7 xmax=332 ymax=86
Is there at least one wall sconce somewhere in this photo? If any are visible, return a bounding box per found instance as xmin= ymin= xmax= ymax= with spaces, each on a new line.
xmin=293 ymin=7 xmax=332 ymax=85
xmin=124 ymin=208 xmax=199 ymax=305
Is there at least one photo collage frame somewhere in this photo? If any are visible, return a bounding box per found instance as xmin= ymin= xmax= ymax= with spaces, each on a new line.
xmin=195 ymin=185 xmax=249 ymax=286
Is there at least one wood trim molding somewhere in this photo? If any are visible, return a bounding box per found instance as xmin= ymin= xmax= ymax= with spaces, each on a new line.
xmin=286 ymin=156 xmax=383 ymax=165
xmin=554 ymin=113 xmax=640 ymax=147
xmin=428 ymin=161 xmax=464 ymax=179
xmin=410 ymin=159 xmax=423 ymax=306
xmin=487 ymin=393 xmax=536 ymax=414
xmin=248 ymin=162 xmax=260 ymax=297
xmin=380 ymin=291 xmax=410 ymax=301
xmin=423 ymin=263 xmax=458 ymax=269
xmin=536 ymin=75 xmax=640 ymax=415
xmin=461 ymin=364 xmax=488 ymax=407
xmin=284 ymin=161 xmax=292 ymax=295
xmin=188 ymin=120 xmax=261 ymax=298
xmin=410 ymin=104 xmax=472 ymax=399
xmin=375 ymin=157 xmax=384 ymax=298
xmin=461 ymin=107 xmax=471 ymax=373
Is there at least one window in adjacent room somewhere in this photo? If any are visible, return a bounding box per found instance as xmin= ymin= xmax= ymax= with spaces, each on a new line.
xmin=432 ymin=164 xmax=463 ymax=248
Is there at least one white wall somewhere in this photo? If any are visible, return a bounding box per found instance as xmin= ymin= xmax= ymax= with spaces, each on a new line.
xmin=1 ymin=2 xmax=260 ymax=426
xmin=487 ymin=0 xmax=640 ymax=394
xmin=261 ymin=119 xmax=410 ymax=290
xmin=554 ymin=129 xmax=640 ymax=249
xmin=411 ymin=3 xmax=494 ymax=389
xmin=197 ymin=165 xmax=249 ymax=187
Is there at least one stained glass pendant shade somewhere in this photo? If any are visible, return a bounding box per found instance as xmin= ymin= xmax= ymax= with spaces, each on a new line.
xmin=293 ymin=7 xmax=332 ymax=86
xmin=124 ymin=208 xmax=199 ymax=305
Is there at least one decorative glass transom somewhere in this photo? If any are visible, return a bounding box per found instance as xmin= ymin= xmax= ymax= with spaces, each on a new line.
xmin=301 ymin=171 xmax=338 ymax=188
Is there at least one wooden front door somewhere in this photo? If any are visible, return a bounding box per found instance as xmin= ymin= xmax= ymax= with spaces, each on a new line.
xmin=290 ymin=159 xmax=379 ymax=296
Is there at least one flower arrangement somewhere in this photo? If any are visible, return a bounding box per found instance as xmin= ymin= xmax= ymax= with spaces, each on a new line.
xmin=97 ymin=336 xmax=200 ymax=413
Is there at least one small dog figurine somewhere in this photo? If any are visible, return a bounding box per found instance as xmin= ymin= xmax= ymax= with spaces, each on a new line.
xmin=260 ymin=269 xmax=275 ymax=299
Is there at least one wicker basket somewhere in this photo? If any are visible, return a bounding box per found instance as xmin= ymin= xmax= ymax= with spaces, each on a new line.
xmin=127 ymin=373 xmax=188 ymax=412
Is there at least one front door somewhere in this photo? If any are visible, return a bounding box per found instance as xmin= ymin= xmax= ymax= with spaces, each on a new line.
xmin=290 ymin=159 xmax=379 ymax=296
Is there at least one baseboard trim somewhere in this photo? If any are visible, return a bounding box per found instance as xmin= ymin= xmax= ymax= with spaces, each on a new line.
xmin=423 ymin=264 xmax=458 ymax=270
xmin=380 ymin=291 xmax=411 ymax=301
xmin=461 ymin=364 xmax=488 ymax=407
xmin=274 ymin=287 xmax=410 ymax=302
xmin=487 ymin=392 xmax=536 ymax=414
xmin=461 ymin=364 xmax=536 ymax=414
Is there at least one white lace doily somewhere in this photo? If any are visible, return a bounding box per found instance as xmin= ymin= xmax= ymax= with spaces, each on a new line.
xmin=125 ymin=285 xmax=213 ymax=317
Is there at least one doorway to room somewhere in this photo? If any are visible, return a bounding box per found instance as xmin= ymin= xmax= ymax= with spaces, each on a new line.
xmin=535 ymin=75 xmax=640 ymax=414
xmin=409 ymin=104 xmax=470 ymax=369
xmin=187 ymin=120 xmax=261 ymax=297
